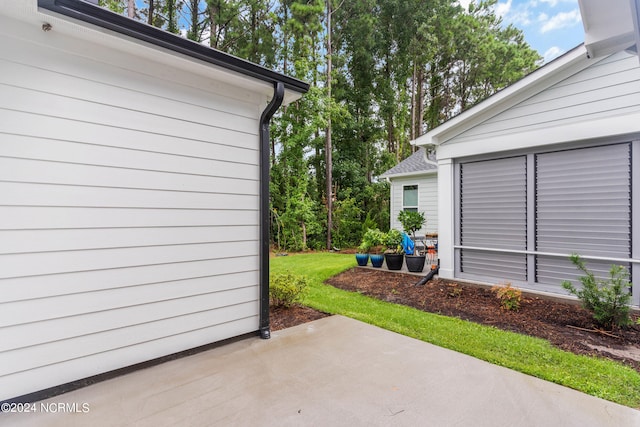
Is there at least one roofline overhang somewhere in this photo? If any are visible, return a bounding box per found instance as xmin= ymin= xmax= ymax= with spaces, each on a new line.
xmin=380 ymin=169 xmax=438 ymax=179
xmin=578 ymin=0 xmax=640 ymax=60
xmin=632 ymin=0 xmax=640 ymax=56
xmin=413 ymin=45 xmax=593 ymax=148
xmin=37 ymin=0 xmax=310 ymax=95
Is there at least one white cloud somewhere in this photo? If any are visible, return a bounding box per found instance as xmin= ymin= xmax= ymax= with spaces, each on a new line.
xmin=493 ymin=0 xmax=534 ymax=27
xmin=495 ymin=0 xmax=513 ymax=18
xmin=538 ymin=12 xmax=548 ymax=22
xmin=543 ymin=46 xmax=564 ymax=61
xmin=540 ymin=9 xmax=581 ymax=33
xmin=542 ymin=0 xmax=580 ymax=6
xmin=510 ymin=10 xmax=533 ymax=26
xmin=457 ymin=0 xmax=474 ymax=10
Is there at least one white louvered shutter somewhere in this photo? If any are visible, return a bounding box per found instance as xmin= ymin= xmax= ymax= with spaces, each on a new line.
xmin=535 ymin=143 xmax=631 ymax=284
xmin=460 ymin=156 xmax=527 ymax=281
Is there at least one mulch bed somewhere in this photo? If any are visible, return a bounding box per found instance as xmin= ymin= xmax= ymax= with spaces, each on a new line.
xmin=270 ymin=305 xmax=330 ymax=331
xmin=271 ymin=267 xmax=640 ymax=374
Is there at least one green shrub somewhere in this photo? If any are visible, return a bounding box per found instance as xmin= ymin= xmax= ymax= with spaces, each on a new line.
xmin=383 ymin=229 xmax=404 ymax=254
xmin=561 ymin=254 xmax=632 ymax=328
xmin=333 ymin=197 xmax=363 ymax=249
xmin=361 ymin=212 xmax=377 ymax=235
xmin=360 ymin=228 xmax=385 ymax=253
xmin=447 ymin=282 xmax=462 ymax=298
xmin=398 ymin=210 xmax=426 ymax=240
xmin=492 ymin=283 xmax=522 ymax=311
xmin=269 ymin=271 xmax=309 ymax=308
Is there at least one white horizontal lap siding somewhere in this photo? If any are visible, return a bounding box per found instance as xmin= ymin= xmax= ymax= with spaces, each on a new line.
xmin=390 ymin=174 xmax=438 ymax=236
xmin=0 ymin=20 xmax=264 ymax=400
xmin=455 ymin=51 xmax=640 ymax=143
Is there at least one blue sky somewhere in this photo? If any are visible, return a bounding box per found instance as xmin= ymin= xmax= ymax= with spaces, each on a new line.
xmin=460 ymin=0 xmax=585 ymax=63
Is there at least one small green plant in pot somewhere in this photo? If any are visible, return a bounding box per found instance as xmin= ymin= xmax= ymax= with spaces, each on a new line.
xmin=355 ymin=241 xmax=371 ymax=266
xmin=383 ymin=229 xmax=404 ymax=270
xmin=359 ymin=228 xmax=385 ymax=267
xmin=562 ymin=254 xmax=633 ymax=328
xmin=398 ymin=210 xmax=427 ymax=272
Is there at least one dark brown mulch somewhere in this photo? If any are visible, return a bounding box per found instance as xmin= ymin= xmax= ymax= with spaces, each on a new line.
xmin=271 ymin=266 xmax=640 ymax=374
xmin=270 ymin=305 xmax=329 ymax=331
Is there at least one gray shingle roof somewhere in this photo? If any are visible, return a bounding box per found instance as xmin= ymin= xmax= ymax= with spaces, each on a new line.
xmin=380 ymin=148 xmax=437 ymax=178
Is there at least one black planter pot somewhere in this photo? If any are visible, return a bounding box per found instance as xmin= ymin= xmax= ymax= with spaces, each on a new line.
xmin=405 ymin=255 xmax=426 ymax=273
xmin=384 ymin=253 xmax=404 ymax=270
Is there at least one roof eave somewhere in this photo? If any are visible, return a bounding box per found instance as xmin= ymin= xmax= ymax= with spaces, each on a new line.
xmin=380 ymin=169 xmax=438 ymax=179
xmin=38 ymin=0 xmax=309 ymax=95
xmin=579 ymin=0 xmax=640 ymax=61
xmin=632 ymin=0 xmax=640 ymax=57
xmin=413 ymin=45 xmax=591 ymax=148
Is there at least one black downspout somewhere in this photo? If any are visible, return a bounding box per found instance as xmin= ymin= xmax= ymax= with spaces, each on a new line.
xmin=259 ymin=82 xmax=284 ymax=339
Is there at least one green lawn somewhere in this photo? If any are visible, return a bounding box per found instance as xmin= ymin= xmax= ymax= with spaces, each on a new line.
xmin=271 ymin=252 xmax=640 ymax=408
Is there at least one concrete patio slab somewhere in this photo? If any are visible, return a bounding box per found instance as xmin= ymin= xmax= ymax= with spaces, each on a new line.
xmin=2 ymin=315 xmax=639 ymax=426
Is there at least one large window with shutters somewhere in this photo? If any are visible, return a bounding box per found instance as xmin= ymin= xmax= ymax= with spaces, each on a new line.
xmin=456 ymin=142 xmax=633 ymax=290
xmin=535 ymin=144 xmax=631 ymax=284
xmin=459 ymin=156 xmax=527 ymax=281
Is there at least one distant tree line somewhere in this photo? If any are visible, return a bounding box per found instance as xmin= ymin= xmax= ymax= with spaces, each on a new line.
xmin=101 ymin=0 xmax=541 ymax=251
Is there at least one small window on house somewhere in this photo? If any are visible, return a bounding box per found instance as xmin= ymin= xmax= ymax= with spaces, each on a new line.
xmin=403 ymin=185 xmax=418 ymax=212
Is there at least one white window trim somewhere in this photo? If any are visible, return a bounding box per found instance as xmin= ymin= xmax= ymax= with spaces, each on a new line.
xmin=402 ymin=184 xmax=419 ymax=212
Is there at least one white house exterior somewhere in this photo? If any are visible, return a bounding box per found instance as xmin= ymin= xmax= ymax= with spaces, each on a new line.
xmin=578 ymin=0 xmax=640 ymax=60
xmin=415 ymin=45 xmax=640 ymax=307
xmin=0 ymin=0 xmax=307 ymax=402
xmin=381 ymin=148 xmax=438 ymax=237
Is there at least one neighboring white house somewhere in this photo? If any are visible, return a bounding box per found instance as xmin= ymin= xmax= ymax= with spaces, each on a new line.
xmin=381 ymin=148 xmax=438 ymax=238
xmin=0 ymin=0 xmax=307 ymax=402
xmin=414 ymin=44 xmax=640 ymax=306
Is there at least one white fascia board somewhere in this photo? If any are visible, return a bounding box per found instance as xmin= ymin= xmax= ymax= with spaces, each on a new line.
xmin=413 ymin=46 xmax=592 ymax=148
xmin=437 ymin=110 xmax=640 ymax=160
xmin=4 ymin=0 xmax=303 ymax=105
xmin=632 ymin=0 xmax=640 ymax=59
xmin=579 ymin=0 xmax=637 ymax=59
xmin=383 ymin=170 xmax=438 ymax=180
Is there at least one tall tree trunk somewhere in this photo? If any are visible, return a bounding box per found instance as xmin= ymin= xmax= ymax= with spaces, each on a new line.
xmin=127 ymin=0 xmax=135 ymax=18
xmin=417 ymin=67 xmax=424 ymax=140
xmin=209 ymin=3 xmax=217 ymax=47
xmin=325 ymin=0 xmax=333 ymax=250
xmin=411 ymin=61 xmax=416 ymax=142
xmin=191 ymin=0 xmax=205 ymax=44
xmin=166 ymin=0 xmax=178 ymax=34
xmin=302 ymin=221 xmax=307 ymax=250
xmin=147 ymin=0 xmax=154 ymax=25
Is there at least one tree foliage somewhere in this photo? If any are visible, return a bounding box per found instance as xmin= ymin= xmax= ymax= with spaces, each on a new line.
xmin=101 ymin=0 xmax=541 ymax=251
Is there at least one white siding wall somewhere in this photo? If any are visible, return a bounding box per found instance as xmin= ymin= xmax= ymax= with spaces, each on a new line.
xmin=0 ymin=16 xmax=264 ymax=400
xmin=389 ymin=174 xmax=438 ymax=236
xmin=454 ymin=51 xmax=640 ymax=144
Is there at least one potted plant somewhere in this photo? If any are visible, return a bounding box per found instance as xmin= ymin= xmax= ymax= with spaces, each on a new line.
xmin=383 ymin=229 xmax=404 ymax=270
xmin=358 ymin=228 xmax=385 ymax=267
xmin=355 ymin=242 xmax=371 ymax=266
xmin=398 ymin=210 xmax=427 ymax=272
